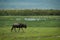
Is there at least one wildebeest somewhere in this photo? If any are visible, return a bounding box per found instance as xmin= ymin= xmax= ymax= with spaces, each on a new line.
xmin=11 ymin=23 xmax=27 ymax=32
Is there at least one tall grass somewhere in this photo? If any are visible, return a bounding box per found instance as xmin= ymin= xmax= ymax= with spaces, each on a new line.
xmin=0 ymin=16 xmax=60 ymax=27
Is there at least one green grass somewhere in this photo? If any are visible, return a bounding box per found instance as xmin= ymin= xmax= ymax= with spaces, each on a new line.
xmin=0 ymin=16 xmax=60 ymax=27
xmin=0 ymin=27 xmax=60 ymax=40
xmin=0 ymin=16 xmax=60 ymax=40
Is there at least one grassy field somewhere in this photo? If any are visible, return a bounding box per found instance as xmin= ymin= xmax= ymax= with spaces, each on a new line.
xmin=0 ymin=27 xmax=60 ymax=40
xmin=0 ymin=16 xmax=60 ymax=40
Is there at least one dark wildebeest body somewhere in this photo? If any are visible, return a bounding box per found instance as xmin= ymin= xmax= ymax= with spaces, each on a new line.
xmin=11 ymin=23 xmax=27 ymax=32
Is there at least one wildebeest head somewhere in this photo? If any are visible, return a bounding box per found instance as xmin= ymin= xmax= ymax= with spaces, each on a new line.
xmin=19 ymin=23 xmax=27 ymax=28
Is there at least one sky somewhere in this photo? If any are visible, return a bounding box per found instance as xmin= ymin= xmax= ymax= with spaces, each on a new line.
xmin=0 ymin=0 xmax=60 ymax=10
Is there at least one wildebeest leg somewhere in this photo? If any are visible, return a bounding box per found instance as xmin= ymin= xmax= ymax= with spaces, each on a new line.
xmin=22 ymin=28 xmax=24 ymax=32
xmin=14 ymin=28 xmax=16 ymax=32
xmin=18 ymin=28 xmax=20 ymax=32
xmin=11 ymin=27 xmax=13 ymax=32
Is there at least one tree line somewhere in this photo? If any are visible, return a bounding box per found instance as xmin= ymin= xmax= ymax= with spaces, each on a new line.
xmin=0 ymin=9 xmax=60 ymax=16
